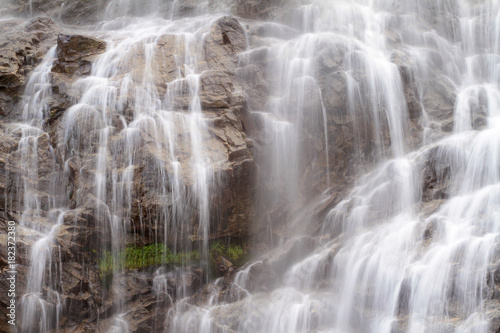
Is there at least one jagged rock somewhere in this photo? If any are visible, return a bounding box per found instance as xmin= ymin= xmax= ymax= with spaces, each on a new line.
xmin=52 ymin=34 xmax=106 ymax=75
xmin=55 ymin=34 xmax=106 ymax=62
xmin=0 ymin=55 xmax=23 ymax=89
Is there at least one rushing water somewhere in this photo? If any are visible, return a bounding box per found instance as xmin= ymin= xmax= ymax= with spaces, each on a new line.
xmin=168 ymin=0 xmax=500 ymax=332
xmin=4 ymin=0 xmax=500 ymax=332
xmin=9 ymin=2 xmax=228 ymax=331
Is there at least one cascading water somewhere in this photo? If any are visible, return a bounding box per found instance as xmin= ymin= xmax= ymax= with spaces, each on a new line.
xmin=2 ymin=0 xmax=500 ymax=332
xmin=167 ymin=0 xmax=500 ymax=332
xmin=5 ymin=2 xmax=234 ymax=331
xmin=5 ymin=47 xmax=65 ymax=332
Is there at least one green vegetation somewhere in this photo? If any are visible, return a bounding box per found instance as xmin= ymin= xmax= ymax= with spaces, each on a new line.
xmin=98 ymin=241 xmax=248 ymax=280
xmin=209 ymin=240 xmax=246 ymax=266
xmin=227 ymin=244 xmax=244 ymax=263
xmin=98 ymin=243 xmax=200 ymax=278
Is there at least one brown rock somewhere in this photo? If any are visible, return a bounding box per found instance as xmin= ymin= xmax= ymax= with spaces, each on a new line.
xmin=52 ymin=34 xmax=106 ymax=75
xmin=217 ymin=255 xmax=234 ymax=275
xmin=200 ymin=70 xmax=234 ymax=108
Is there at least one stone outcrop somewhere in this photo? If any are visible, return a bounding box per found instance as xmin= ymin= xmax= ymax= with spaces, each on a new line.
xmin=52 ymin=34 xmax=106 ymax=75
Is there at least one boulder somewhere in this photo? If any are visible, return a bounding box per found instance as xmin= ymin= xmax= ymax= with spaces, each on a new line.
xmin=204 ymin=16 xmax=247 ymax=72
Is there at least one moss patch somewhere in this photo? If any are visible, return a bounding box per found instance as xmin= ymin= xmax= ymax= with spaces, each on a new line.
xmin=98 ymin=244 xmax=200 ymax=279
xmin=99 ymin=241 xmax=249 ymax=280
xmin=209 ymin=240 xmax=247 ymax=266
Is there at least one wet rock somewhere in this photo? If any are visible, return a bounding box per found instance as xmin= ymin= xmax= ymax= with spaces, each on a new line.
xmin=2 ymin=0 xmax=107 ymax=25
xmin=0 ymin=0 xmax=24 ymax=17
xmin=217 ymin=255 xmax=234 ymax=275
xmin=391 ymin=50 xmax=423 ymax=122
xmin=234 ymin=0 xmax=283 ymax=20
xmin=319 ymin=71 xmax=348 ymax=111
xmin=421 ymin=145 xmax=465 ymax=202
xmin=52 ymin=34 xmax=106 ymax=76
xmin=171 ymin=0 xmax=207 ymax=18
xmin=314 ymin=41 xmax=347 ymax=75
xmin=25 ymin=0 xmax=65 ymax=19
xmin=220 ymin=237 xmax=317 ymax=298
xmin=0 ymin=128 xmax=59 ymax=217
xmin=204 ymin=16 xmax=247 ymax=72
xmin=200 ymin=70 xmax=233 ymax=108
xmin=0 ymin=17 xmax=60 ymax=118
xmin=59 ymin=0 xmax=107 ymax=25
xmin=423 ymin=75 xmax=456 ymax=122
xmin=235 ymin=63 xmax=268 ymax=111
xmin=215 ymin=156 xmax=256 ymax=239
xmin=55 ymin=34 xmax=105 ymax=62
xmin=249 ymin=22 xmax=300 ymax=40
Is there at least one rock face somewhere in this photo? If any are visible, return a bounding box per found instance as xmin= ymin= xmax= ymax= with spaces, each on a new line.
xmin=209 ymin=0 xmax=296 ymax=21
xmin=0 ymin=17 xmax=60 ymax=117
xmin=58 ymin=0 xmax=107 ymax=25
xmin=0 ymin=11 xmax=259 ymax=332
xmin=2 ymin=0 xmax=107 ymax=25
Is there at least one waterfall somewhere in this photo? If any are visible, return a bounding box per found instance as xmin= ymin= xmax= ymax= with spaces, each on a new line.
xmin=2 ymin=0 xmax=500 ymax=332
xmin=9 ymin=3 xmax=233 ymax=331
xmin=166 ymin=0 xmax=500 ymax=332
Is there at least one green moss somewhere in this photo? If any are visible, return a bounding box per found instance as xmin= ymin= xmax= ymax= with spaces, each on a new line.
xmin=98 ymin=241 xmax=248 ymax=281
xmin=209 ymin=240 xmax=247 ymax=266
xmin=98 ymin=244 xmax=200 ymax=279
xmin=227 ymin=244 xmax=244 ymax=263
xmin=209 ymin=240 xmax=226 ymax=255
